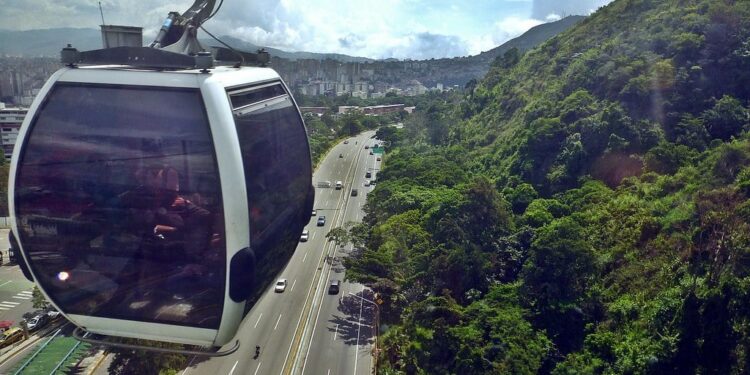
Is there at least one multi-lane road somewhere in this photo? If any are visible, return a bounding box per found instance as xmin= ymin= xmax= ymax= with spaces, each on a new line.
xmin=0 ymin=230 xmax=35 ymax=328
xmin=184 ymin=130 xmax=381 ymax=375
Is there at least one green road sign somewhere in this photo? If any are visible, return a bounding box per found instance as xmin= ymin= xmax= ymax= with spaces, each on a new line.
xmin=372 ymin=147 xmax=384 ymax=154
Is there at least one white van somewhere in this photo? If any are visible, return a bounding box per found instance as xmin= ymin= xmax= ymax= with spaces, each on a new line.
xmin=335 ymin=181 xmax=343 ymax=190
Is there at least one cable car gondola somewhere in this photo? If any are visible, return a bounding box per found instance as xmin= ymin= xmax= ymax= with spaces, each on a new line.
xmin=8 ymin=0 xmax=313 ymax=350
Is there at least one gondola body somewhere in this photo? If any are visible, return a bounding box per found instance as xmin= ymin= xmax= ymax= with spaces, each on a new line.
xmin=9 ymin=65 xmax=313 ymax=346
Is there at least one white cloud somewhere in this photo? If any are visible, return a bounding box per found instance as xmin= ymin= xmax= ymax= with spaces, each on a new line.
xmin=545 ymin=13 xmax=562 ymax=22
xmin=0 ymin=0 xmax=595 ymax=59
xmin=469 ymin=16 xmax=543 ymax=55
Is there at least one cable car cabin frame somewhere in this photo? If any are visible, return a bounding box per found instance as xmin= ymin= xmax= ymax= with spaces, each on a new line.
xmin=9 ymin=62 xmax=314 ymax=349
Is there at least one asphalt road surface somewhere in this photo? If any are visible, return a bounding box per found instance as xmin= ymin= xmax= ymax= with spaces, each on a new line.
xmin=183 ymin=131 xmax=380 ymax=375
xmin=0 ymin=229 xmax=35 ymax=329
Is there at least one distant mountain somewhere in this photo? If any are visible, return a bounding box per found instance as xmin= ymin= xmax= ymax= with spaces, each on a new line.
xmin=0 ymin=28 xmax=372 ymax=62
xmin=0 ymin=28 xmax=103 ymax=57
xmin=471 ymin=15 xmax=586 ymax=64
xmin=206 ymin=35 xmax=373 ymax=63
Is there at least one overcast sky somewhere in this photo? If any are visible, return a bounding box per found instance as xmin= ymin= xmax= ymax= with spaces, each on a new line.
xmin=0 ymin=0 xmax=612 ymax=59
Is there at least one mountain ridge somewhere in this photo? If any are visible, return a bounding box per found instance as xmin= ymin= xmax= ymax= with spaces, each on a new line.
xmin=0 ymin=16 xmax=585 ymax=64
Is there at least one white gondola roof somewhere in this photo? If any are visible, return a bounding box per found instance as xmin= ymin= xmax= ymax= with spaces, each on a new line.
xmin=57 ymin=65 xmax=281 ymax=88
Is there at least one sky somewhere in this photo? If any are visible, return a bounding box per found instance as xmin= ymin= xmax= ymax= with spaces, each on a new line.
xmin=0 ymin=0 xmax=613 ymax=59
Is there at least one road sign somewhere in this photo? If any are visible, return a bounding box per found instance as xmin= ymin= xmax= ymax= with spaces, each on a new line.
xmin=372 ymin=147 xmax=384 ymax=154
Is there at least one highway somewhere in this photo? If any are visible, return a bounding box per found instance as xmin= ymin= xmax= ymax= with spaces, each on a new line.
xmin=184 ymin=130 xmax=380 ymax=375
xmin=0 ymin=230 xmax=35 ymax=329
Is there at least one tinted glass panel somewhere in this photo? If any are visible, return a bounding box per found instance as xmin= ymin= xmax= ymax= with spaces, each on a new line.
xmin=232 ymin=87 xmax=311 ymax=303
xmin=229 ymin=83 xmax=286 ymax=110
xmin=15 ymin=84 xmax=225 ymax=329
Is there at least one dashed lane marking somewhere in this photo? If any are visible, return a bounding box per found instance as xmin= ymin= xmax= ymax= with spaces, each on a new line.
xmin=274 ymin=314 xmax=283 ymax=330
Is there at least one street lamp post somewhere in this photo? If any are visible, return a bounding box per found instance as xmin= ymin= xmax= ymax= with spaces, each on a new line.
xmin=349 ymin=292 xmax=380 ymax=374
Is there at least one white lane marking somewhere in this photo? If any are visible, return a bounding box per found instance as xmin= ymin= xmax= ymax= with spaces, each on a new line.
xmin=228 ymin=360 xmax=238 ymax=375
xmin=311 ymin=232 xmax=316 ymax=241
xmin=353 ymin=286 xmax=364 ymax=375
xmin=1 ymin=301 xmax=19 ymax=305
xmin=180 ymin=356 xmax=197 ymax=375
xmin=0 ymin=307 xmax=8 ymax=310
xmin=291 ymin=279 xmax=297 ymax=292
xmin=356 ymin=213 xmax=360 ymax=221
xmin=0 ymin=281 xmax=12 ymax=288
xmin=13 ymin=296 xmax=30 ymax=300
xmin=0 ymin=304 xmax=16 ymax=308
xmin=325 ymin=199 xmax=329 ymax=206
xmin=253 ymin=362 xmax=262 ymax=375
xmin=274 ymin=314 xmax=283 ymax=330
xmin=302 ymin=253 xmax=308 ymax=263
xmin=18 ymin=291 xmax=32 ymax=295
xmin=334 ymin=324 xmax=338 ymax=341
xmin=254 ymin=313 xmax=263 ymax=329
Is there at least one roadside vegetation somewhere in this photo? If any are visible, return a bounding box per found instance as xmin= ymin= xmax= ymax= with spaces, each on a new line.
xmin=344 ymin=0 xmax=750 ymax=373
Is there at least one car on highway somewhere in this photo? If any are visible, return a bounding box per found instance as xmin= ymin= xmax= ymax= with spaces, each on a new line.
xmin=344 ymin=140 xmax=349 ymax=144
xmin=364 ymin=180 xmax=371 ymax=187
xmin=328 ymin=280 xmax=340 ymax=294
xmin=0 ymin=328 xmax=24 ymax=348
xmin=364 ymin=145 xmax=369 ymax=149
xmin=274 ymin=279 xmax=287 ymax=293
xmin=335 ymin=181 xmax=343 ymax=190
xmin=26 ymin=313 xmax=49 ymax=331
xmin=369 ymin=151 xmax=374 ymax=155
xmin=365 ymin=171 xmax=372 ymax=178
xmin=300 ymin=229 xmax=309 ymax=242
xmin=46 ymin=308 xmax=62 ymax=321
xmin=377 ymin=157 xmax=381 ymax=161
xmin=311 ymin=209 xmax=317 ymax=216
xmin=351 ymin=189 xmax=358 ymax=196
xmin=317 ymin=216 xmax=326 ymax=226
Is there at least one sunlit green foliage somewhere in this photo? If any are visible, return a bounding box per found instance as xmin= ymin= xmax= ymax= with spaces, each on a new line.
xmin=344 ymin=0 xmax=750 ymax=373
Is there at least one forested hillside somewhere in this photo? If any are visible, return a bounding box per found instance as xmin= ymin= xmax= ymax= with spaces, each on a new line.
xmin=343 ymin=0 xmax=750 ymax=373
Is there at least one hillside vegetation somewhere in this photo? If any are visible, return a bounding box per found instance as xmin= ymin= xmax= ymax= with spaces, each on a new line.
xmin=344 ymin=0 xmax=750 ymax=373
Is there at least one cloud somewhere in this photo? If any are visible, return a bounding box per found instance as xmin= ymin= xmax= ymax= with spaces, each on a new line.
xmin=470 ymin=16 xmax=543 ymax=55
xmin=531 ymin=0 xmax=612 ymax=19
xmin=338 ymin=33 xmax=366 ymax=50
xmin=0 ymin=0 xmax=588 ymax=59
xmin=383 ymin=32 xmax=469 ymax=60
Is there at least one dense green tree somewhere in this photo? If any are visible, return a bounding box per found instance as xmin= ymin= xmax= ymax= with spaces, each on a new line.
xmin=31 ymin=286 xmax=49 ymax=309
xmin=702 ymin=95 xmax=749 ymax=141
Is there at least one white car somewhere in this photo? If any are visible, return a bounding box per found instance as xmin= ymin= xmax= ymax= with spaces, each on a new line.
xmin=364 ymin=180 xmax=371 ymax=187
xmin=274 ymin=279 xmax=287 ymax=293
xmin=300 ymin=229 xmax=309 ymax=242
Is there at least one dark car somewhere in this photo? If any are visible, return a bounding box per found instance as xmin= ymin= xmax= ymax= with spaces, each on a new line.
xmin=328 ymin=280 xmax=340 ymax=294
xmin=351 ymin=189 xmax=358 ymax=196
xmin=317 ymin=216 xmax=326 ymax=226
xmin=365 ymin=171 xmax=372 ymax=178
